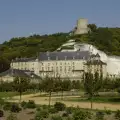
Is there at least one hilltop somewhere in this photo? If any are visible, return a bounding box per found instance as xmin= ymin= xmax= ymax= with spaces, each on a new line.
xmin=0 ymin=25 xmax=120 ymax=72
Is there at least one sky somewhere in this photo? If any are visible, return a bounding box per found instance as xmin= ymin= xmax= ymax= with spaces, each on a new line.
xmin=0 ymin=0 xmax=120 ymax=43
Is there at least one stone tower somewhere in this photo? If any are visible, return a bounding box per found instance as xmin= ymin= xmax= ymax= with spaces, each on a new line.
xmin=74 ymin=18 xmax=89 ymax=35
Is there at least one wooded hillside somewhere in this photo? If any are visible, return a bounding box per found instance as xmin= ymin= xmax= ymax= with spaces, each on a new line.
xmin=0 ymin=25 xmax=120 ymax=72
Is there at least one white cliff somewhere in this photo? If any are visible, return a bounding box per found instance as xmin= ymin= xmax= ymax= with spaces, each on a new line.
xmin=58 ymin=40 xmax=120 ymax=76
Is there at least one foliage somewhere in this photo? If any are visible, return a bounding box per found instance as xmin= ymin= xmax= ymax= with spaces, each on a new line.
xmin=3 ymin=102 xmax=12 ymax=111
xmin=26 ymin=100 xmax=36 ymax=109
xmin=36 ymin=107 xmax=42 ymax=111
xmin=51 ymin=115 xmax=63 ymax=120
xmin=96 ymin=111 xmax=104 ymax=120
xmin=66 ymin=107 xmax=74 ymax=114
xmin=104 ymin=108 xmax=112 ymax=115
xmin=73 ymin=109 xmax=90 ymax=120
xmin=0 ymin=110 xmax=4 ymax=117
xmin=6 ymin=113 xmax=18 ymax=120
xmin=115 ymin=110 xmax=120 ymax=120
xmin=48 ymin=107 xmax=58 ymax=114
xmin=41 ymin=104 xmax=49 ymax=110
xmin=21 ymin=101 xmax=27 ymax=108
xmin=62 ymin=112 xmax=69 ymax=117
xmin=35 ymin=109 xmax=49 ymax=120
xmin=54 ymin=102 xmax=66 ymax=111
xmin=12 ymin=77 xmax=30 ymax=102
xmin=0 ymin=98 xmax=4 ymax=107
xmin=10 ymin=103 xmax=21 ymax=113
xmin=84 ymin=72 xmax=103 ymax=109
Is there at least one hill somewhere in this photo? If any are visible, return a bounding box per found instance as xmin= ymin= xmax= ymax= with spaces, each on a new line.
xmin=0 ymin=25 xmax=120 ymax=72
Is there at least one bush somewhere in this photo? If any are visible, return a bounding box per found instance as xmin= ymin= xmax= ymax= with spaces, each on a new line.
xmin=35 ymin=110 xmax=49 ymax=120
xmin=6 ymin=113 xmax=18 ymax=120
xmin=73 ymin=109 xmax=88 ymax=120
xmin=36 ymin=107 xmax=41 ymax=111
xmin=42 ymin=104 xmax=48 ymax=109
xmin=62 ymin=112 xmax=69 ymax=117
xmin=26 ymin=100 xmax=36 ymax=109
xmin=115 ymin=110 xmax=120 ymax=120
xmin=49 ymin=107 xmax=58 ymax=114
xmin=3 ymin=102 xmax=11 ymax=111
xmin=51 ymin=115 xmax=63 ymax=120
xmin=96 ymin=111 xmax=104 ymax=120
xmin=66 ymin=107 xmax=74 ymax=114
xmin=0 ymin=99 xmax=4 ymax=107
xmin=10 ymin=104 xmax=21 ymax=113
xmin=0 ymin=110 xmax=4 ymax=117
xmin=54 ymin=102 xmax=66 ymax=111
xmin=104 ymin=109 xmax=112 ymax=115
xmin=21 ymin=101 xmax=27 ymax=108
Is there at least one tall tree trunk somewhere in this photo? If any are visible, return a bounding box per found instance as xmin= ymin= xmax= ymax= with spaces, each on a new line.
xmin=61 ymin=90 xmax=63 ymax=100
xmin=19 ymin=91 xmax=22 ymax=103
xmin=49 ymin=91 xmax=51 ymax=108
xmin=90 ymin=96 xmax=93 ymax=109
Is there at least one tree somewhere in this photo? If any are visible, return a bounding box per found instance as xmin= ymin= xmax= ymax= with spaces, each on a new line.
xmin=84 ymin=72 xmax=102 ymax=109
xmin=42 ymin=76 xmax=55 ymax=107
xmin=12 ymin=77 xmax=30 ymax=102
xmin=88 ymin=24 xmax=97 ymax=32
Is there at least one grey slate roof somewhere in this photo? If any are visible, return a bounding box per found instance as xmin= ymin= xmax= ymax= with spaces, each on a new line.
xmin=0 ymin=69 xmax=30 ymax=77
xmin=0 ymin=69 xmax=41 ymax=79
xmin=12 ymin=57 xmax=36 ymax=62
xmin=39 ymin=51 xmax=90 ymax=61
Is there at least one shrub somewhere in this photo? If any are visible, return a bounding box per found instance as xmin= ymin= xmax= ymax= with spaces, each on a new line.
xmin=42 ymin=104 xmax=48 ymax=109
xmin=51 ymin=115 xmax=63 ymax=120
xmin=62 ymin=112 xmax=69 ymax=117
xmin=21 ymin=101 xmax=27 ymax=108
xmin=35 ymin=110 xmax=49 ymax=120
xmin=96 ymin=111 xmax=104 ymax=120
xmin=54 ymin=102 xmax=66 ymax=111
xmin=0 ymin=99 xmax=4 ymax=107
xmin=3 ymin=102 xmax=11 ymax=111
xmin=10 ymin=104 xmax=21 ymax=113
xmin=73 ymin=109 xmax=88 ymax=120
xmin=26 ymin=100 xmax=36 ymax=109
xmin=6 ymin=113 xmax=18 ymax=120
xmin=49 ymin=107 xmax=58 ymax=114
xmin=104 ymin=109 xmax=112 ymax=115
xmin=0 ymin=110 xmax=4 ymax=117
xmin=66 ymin=107 xmax=74 ymax=114
xmin=36 ymin=107 xmax=41 ymax=111
xmin=115 ymin=110 xmax=120 ymax=120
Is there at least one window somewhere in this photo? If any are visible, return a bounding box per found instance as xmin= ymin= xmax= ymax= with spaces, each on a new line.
xmin=48 ymin=57 xmax=50 ymax=60
xmin=60 ymin=66 xmax=62 ymax=71
xmin=48 ymin=67 xmax=50 ymax=71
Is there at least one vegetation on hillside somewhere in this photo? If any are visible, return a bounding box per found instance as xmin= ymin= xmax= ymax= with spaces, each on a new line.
xmin=0 ymin=24 xmax=120 ymax=72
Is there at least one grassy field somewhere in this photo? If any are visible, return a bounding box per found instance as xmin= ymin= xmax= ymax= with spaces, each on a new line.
xmin=0 ymin=91 xmax=35 ymax=99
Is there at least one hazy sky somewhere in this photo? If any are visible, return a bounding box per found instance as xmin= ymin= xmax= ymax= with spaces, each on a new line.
xmin=0 ymin=0 xmax=120 ymax=43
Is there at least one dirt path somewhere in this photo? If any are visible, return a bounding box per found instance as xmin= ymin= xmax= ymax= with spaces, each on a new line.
xmin=11 ymin=93 xmax=120 ymax=111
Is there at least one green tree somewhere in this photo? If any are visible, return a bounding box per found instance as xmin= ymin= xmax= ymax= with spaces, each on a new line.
xmin=12 ymin=77 xmax=30 ymax=102
xmin=84 ymin=72 xmax=102 ymax=109
xmin=42 ymin=76 xmax=55 ymax=107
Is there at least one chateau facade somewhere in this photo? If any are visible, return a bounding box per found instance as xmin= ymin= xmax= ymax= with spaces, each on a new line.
xmin=9 ymin=51 xmax=107 ymax=81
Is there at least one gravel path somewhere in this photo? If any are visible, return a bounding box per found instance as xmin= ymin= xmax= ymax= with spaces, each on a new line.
xmin=11 ymin=93 xmax=120 ymax=111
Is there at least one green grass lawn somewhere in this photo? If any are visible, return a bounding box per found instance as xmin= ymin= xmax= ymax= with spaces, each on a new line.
xmin=0 ymin=92 xmax=18 ymax=98
xmin=60 ymin=96 xmax=120 ymax=104
xmin=0 ymin=91 xmax=34 ymax=99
